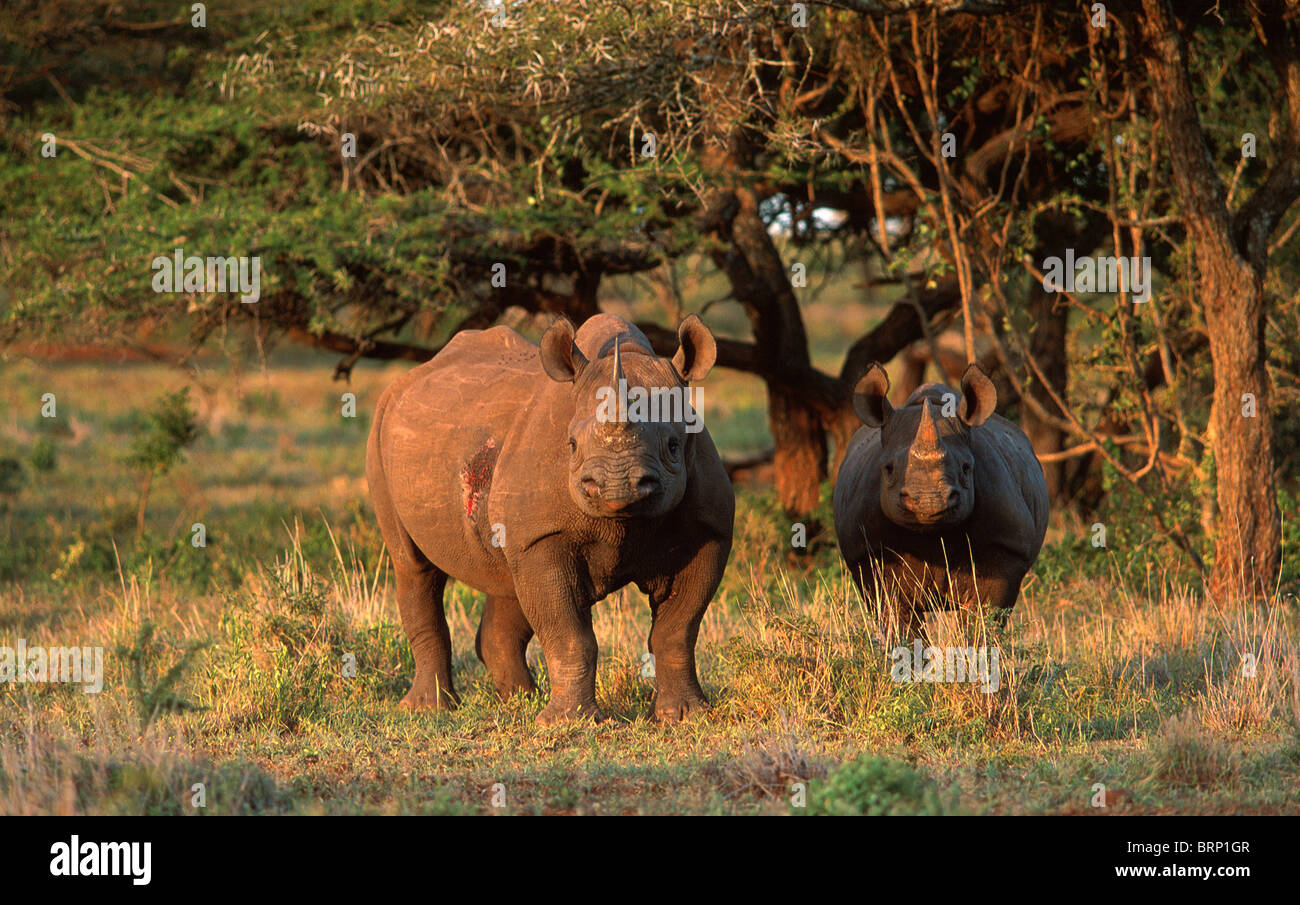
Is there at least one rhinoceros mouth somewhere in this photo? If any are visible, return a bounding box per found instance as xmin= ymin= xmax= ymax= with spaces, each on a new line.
xmin=901 ymin=514 xmax=964 ymax=531
xmin=577 ymin=477 xmax=662 ymax=517
xmin=889 ymin=501 xmax=968 ymax=531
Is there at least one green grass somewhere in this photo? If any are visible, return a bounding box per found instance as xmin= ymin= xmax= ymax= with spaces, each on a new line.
xmin=1 ymin=349 xmax=1299 ymax=815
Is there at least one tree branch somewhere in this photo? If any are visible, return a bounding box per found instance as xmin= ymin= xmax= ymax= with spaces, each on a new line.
xmin=1231 ymin=5 xmax=1300 ymax=268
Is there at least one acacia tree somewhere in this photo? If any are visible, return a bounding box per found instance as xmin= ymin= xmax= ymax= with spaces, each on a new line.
xmin=1 ymin=1 xmax=1109 ymax=520
xmin=3 ymin=0 xmax=1298 ymax=587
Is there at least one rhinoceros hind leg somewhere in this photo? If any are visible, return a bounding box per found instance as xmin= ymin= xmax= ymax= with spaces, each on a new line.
xmin=395 ymin=565 xmax=459 ymax=710
xmin=475 ymin=594 xmax=537 ymax=699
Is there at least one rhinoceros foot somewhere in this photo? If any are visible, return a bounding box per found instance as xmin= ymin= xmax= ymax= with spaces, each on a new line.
xmin=535 ymin=699 xmax=607 ymax=725
xmin=398 ymin=681 xmax=460 ymax=711
xmin=653 ymin=690 xmax=710 ymax=723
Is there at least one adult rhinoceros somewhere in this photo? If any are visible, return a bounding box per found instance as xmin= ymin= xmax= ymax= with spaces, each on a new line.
xmin=833 ymin=363 xmax=1049 ymax=637
xmin=366 ymin=313 xmax=733 ymax=723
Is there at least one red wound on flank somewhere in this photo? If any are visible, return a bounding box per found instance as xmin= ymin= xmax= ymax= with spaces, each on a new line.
xmin=460 ymin=440 xmax=498 ymax=517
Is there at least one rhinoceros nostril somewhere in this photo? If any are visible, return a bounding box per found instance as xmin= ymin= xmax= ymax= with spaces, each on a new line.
xmin=947 ymin=490 xmax=960 ymax=507
xmin=581 ymin=479 xmax=601 ymax=498
xmin=636 ymin=475 xmax=659 ymax=496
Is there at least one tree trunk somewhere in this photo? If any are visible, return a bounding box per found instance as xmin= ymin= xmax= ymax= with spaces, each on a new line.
xmin=1140 ymin=0 xmax=1291 ymax=596
xmin=1201 ymin=264 xmax=1279 ymax=596
xmin=715 ymin=190 xmax=829 ymax=517
xmin=768 ymin=388 xmax=829 ymax=515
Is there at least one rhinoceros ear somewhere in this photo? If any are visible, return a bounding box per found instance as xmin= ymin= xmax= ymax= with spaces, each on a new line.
xmin=671 ymin=314 xmax=717 ymax=382
xmin=852 ymin=364 xmax=892 ymax=427
xmin=959 ymin=363 xmax=996 ymax=427
xmin=540 ymin=317 xmax=590 ymax=383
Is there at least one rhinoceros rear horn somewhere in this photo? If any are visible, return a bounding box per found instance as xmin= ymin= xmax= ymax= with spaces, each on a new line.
xmin=540 ymin=317 xmax=590 ymax=383
xmin=671 ymin=314 xmax=717 ymax=382
xmin=852 ymin=363 xmax=893 ymax=428
xmin=959 ymin=363 xmax=996 ymax=427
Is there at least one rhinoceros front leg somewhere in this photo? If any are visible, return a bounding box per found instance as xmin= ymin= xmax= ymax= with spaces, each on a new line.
xmin=531 ymin=605 xmax=603 ymax=725
xmin=884 ymin=599 xmax=924 ymax=645
xmin=475 ymin=594 xmax=537 ymax=699
xmin=395 ymin=564 xmax=459 ymax=710
xmin=644 ymin=535 xmax=729 ymax=723
xmin=958 ymin=567 xmax=1025 ymax=631
xmin=849 ymin=559 xmax=923 ymax=644
xmin=513 ymin=553 xmax=604 ymax=724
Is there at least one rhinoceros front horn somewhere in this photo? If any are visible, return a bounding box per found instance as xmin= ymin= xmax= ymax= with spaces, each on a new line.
xmin=540 ymin=317 xmax=590 ymax=383
xmin=913 ymin=398 xmax=941 ymax=454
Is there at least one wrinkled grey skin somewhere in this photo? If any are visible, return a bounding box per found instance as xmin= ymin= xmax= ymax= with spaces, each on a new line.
xmin=366 ymin=313 xmax=734 ymax=723
xmin=832 ymin=363 xmax=1048 ymax=637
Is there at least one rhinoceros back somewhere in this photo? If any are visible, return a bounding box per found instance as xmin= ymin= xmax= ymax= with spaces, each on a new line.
xmin=366 ymin=326 xmax=552 ymax=594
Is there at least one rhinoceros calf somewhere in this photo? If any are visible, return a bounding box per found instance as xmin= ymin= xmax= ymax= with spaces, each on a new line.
xmin=832 ymin=363 xmax=1048 ymax=637
xmin=365 ymin=313 xmax=734 ymax=723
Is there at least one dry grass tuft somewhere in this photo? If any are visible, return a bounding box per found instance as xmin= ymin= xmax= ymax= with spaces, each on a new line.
xmin=1150 ymin=709 xmax=1240 ymax=788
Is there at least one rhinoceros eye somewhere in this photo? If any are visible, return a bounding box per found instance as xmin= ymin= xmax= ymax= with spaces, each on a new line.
xmin=962 ymin=463 xmax=971 ymax=476
xmin=568 ymin=437 xmax=578 ymax=454
xmin=884 ymin=462 xmax=895 ymax=477
xmin=667 ymin=436 xmax=681 ymax=457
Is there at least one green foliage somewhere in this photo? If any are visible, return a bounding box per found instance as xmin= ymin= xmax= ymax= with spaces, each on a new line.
xmin=0 ymin=0 xmax=725 ymax=354
xmin=202 ymin=550 xmax=411 ymax=733
xmin=123 ymin=533 xmax=216 ymax=592
xmin=805 ymin=756 xmax=952 ymax=816
xmin=123 ymin=387 xmax=199 ymax=539
xmin=0 ymin=457 xmax=23 ymax=497
xmin=119 ymin=621 xmax=211 ymax=730
xmin=1280 ymin=487 xmax=1300 ymax=595
xmin=87 ymin=758 xmax=284 ymax=816
xmin=1033 ymin=534 xmax=1113 ymax=587
xmin=124 ymin=387 xmax=199 ymax=477
xmin=27 ymin=437 xmax=56 ymax=472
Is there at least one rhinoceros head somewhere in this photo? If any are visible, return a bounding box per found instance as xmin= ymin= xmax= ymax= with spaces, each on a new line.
xmin=851 ymin=362 xmax=997 ymax=530
xmin=539 ymin=315 xmax=717 ymax=519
